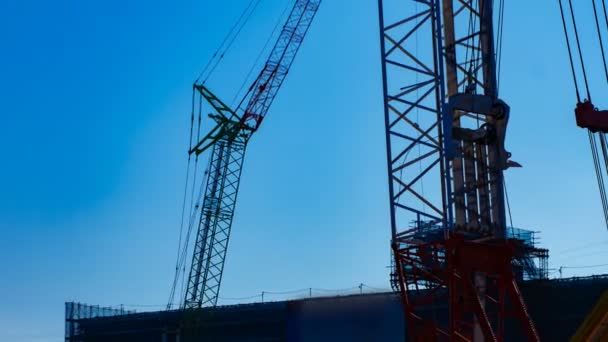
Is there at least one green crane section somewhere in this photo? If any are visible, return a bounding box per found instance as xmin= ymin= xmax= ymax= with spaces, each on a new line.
xmin=182 ymin=0 xmax=322 ymax=309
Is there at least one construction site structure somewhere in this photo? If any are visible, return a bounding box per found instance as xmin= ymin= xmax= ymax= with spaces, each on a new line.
xmin=63 ymin=1 xmax=608 ymax=341
xmin=170 ymin=0 xmax=322 ymax=310
xmin=65 ymin=275 xmax=608 ymax=341
xmin=378 ymin=0 xmax=547 ymax=340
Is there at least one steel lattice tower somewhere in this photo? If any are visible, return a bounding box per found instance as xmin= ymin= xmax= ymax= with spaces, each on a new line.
xmin=378 ymin=0 xmax=540 ymax=340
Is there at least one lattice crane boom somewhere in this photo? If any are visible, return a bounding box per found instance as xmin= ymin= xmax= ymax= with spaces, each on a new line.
xmin=183 ymin=0 xmax=321 ymax=310
xmin=239 ymin=0 xmax=320 ymax=134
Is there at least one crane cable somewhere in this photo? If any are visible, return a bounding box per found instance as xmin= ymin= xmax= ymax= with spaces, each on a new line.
xmin=167 ymin=90 xmax=207 ymax=309
xmin=194 ymin=0 xmax=255 ymax=84
xmin=589 ymin=133 xmax=608 ymax=230
xmin=496 ymin=0 xmax=505 ymax=92
xmin=167 ymin=89 xmax=197 ymax=309
xmin=231 ymin=0 xmax=295 ymax=109
xmin=566 ymin=0 xmax=591 ymax=100
xmin=559 ymin=0 xmax=608 ymax=231
xmin=559 ymin=0 xmax=581 ymax=102
xmin=495 ymin=0 xmax=515 ymax=232
xmin=195 ymin=0 xmax=263 ymax=85
xmin=593 ymin=0 xmax=608 ymax=83
xmin=593 ymin=0 xmax=608 ymax=231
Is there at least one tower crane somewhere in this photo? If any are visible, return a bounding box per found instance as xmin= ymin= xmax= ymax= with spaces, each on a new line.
xmin=378 ymin=0 xmax=539 ymax=340
xmin=171 ymin=0 xmax=321 ymax=310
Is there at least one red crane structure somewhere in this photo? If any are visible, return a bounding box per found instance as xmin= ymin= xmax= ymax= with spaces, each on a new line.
xmin=377 ymin=1 xmax=542 ymax=340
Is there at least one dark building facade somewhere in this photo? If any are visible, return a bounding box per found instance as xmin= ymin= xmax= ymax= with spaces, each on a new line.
xmin=66 ymin=275 xmax=608 ymax=341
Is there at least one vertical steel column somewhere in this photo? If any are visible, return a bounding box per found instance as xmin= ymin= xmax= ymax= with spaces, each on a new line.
xmin=478 ymin=0 xmax=507 ymax=238
xmin=378 ymin=0 xmax=450 ymax=337
xmin=377 ymin=0 xmax=398 ymax=239
xmin=440 ymin=0 xmax=508 ymax=237
xmin=441 ymin=0 xmax=466 ymax=229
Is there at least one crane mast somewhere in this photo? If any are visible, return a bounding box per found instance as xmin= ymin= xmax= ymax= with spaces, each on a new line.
xmin=183 ymin=0 xmax=321 ymax=310
xmin=378 ymin=0 xmax=539 ymax=340
xmin=442 ymin=0 xmax=509 ymax=238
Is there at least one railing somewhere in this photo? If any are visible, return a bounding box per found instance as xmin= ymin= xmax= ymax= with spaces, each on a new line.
xmin=65 ymin=302 xmax=134 ymax=341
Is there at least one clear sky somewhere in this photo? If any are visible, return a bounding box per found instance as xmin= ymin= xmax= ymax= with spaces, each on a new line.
xmin=1 ymin=1 xmax=608 ymax=341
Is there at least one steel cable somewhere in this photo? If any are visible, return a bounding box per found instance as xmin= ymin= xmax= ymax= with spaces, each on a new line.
xmin=168 ymin=88 xmax=198 ymax=309
xmin=496 ymin=0 xmax=505 ymax=91
xmin=195 ymin=0 xmax=259 ymax=84
xmin=562 ymin=263 xmax=608 ymax=269
xmin=559 ymin=0 xmax=582 ymax=102
xmin=200 ymin=0 xmax=263 ymax=85
xmin=568 ymin=0 xmax=592 ymax=100
xmin=585 ymin=0 xmax=608 ymax=231
xmin=598 ymin=134 xmax=608 ymax=229
xmin=602 ymin=0 xmax=608 ymax=38
xmin=167 ymin=91 xmax=208 ymax=308
xmin=589 ymin=133 xmax=608 ymax=229
xmin=231 ymin=0 xmax=295 ymax=109
xmin=562 ymin=0 xmax=608 ymax=232
xmin=593 ymin=0 xmax=608 ymax=83
xmin=595 ymin=0 xmax=608 ymax=232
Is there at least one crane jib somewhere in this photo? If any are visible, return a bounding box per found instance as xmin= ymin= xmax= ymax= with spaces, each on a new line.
xmin=181 ymin=0 xmax=322 ymax=310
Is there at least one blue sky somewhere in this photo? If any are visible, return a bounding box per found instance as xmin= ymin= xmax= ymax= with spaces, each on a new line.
xmin=1 ymin=1 xmax=608 ymax=340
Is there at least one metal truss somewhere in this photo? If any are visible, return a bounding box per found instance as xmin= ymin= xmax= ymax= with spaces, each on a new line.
xmin=377 ymin=0 xmax=509 ymax=240
xmin=392 ymin=233 xmax=540 ymax=341
xmin=184 ymin=138 xmax=246 ymax=309
xmin=379 ymin=1 xmax=540 ymax=340
xmin=378 ymin=0 xmax=448 ymax=240
xmin=239 ymin=0 xmax=321 ymax=133
xmin=443 ymin=0 xmax=497 ymax=98
xmin=183 ymin=0 xmax=322 ymax=309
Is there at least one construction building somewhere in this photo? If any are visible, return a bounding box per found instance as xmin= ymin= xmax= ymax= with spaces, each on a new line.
xmin=65 ymin=0 xmax=608 ymax=340
xmin=65 ymin=275 xmax=608 ymax=341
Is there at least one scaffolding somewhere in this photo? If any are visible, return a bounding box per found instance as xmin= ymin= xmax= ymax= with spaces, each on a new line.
xmin=390 ymin=224 xmax=549 ymax=291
